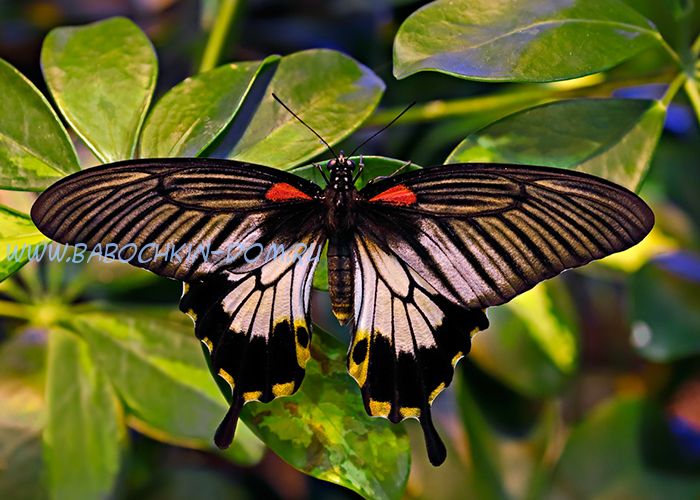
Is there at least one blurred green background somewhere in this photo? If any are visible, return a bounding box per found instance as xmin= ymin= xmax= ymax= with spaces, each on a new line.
xmin=1 ymin=0 xmax=700 ymax=499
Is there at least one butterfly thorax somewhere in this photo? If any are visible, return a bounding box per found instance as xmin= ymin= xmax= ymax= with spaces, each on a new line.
xmin=323 ymin=156 xmax=358 ymax=324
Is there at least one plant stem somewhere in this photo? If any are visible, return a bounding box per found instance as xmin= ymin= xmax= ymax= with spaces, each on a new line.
xmin=366 ymin=72 xmax=675 ymax=128
xmin=0 ymin=300 xmax=30 ymax=321
xmin=199 ymin=0 xmax=241 ymax=73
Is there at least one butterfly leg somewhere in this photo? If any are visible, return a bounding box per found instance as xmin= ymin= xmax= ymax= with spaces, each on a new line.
xmin=315 ymin=162 xmax=330 ymax=184
xmin=352 ymin=155 xmax=365 ymax=183
xmin=366 ymin=160 xmax=412 ymax=185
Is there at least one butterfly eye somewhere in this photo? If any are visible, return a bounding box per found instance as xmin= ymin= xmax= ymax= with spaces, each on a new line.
xmin=347 ymin=160 xmax=355 ymax=169
xmin=328 ymin=159 xmax=336 ymax=168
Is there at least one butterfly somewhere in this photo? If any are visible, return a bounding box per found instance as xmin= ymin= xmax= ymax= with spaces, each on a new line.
xmin=30 ymin=96 xmax=654 ymax=466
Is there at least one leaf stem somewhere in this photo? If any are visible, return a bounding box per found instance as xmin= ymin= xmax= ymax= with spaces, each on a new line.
xmin=661 ymin=72 xmax=687 ymax=107
xmin=691 ymin=33 xmax=700 ymax=57
xmin=683 ymin=79 xmax=700 ymax=125
xmin=0 ymin=299 xmax=30 ymax=321
xmin=655 ymin=34 xmax=683 ymax=67
xmin=199 ymin=0 xmax=241 ymax=73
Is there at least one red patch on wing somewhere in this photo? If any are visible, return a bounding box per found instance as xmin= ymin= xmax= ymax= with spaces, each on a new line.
xmin=265 ymin=182 xmax=313 ymax=202
xmin=368 ymin=184 xmax=417 ymax=205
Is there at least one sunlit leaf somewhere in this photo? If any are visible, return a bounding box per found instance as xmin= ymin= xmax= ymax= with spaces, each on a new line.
xmin=0 ymin=58 xmax=79 ymax=191
xmin=471 ymin=280 xmax=577 ymax=397
xmin=41 ymin=17 xmax=157 ymax=162
xmin=62 ymin=308 xmax=264 ymax=465
xmin=227 ymin=49 xmax=385 ymax=168
xmin=0 ymin=205 xmax=49 ymax=282
xmin=394 ymin=0 xmax=665 ymax=82
xmin=630 ymin=253 xmax=700 ymax=361
xmin=44 ymin=328 xmax=123 ymax=500
xmin=447 ymin=98 xmax=666 ymax=190
xmin=243 ymin=327 xmax=411 ymax=500
xmin=140 ymin=56 xmax=280 ymax=157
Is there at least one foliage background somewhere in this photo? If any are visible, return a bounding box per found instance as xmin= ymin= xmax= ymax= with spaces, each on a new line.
xmin=1 ymin=0 xmax=700 ymax=499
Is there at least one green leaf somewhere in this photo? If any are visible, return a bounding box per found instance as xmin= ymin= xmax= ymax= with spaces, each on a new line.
xmin=139 ymin=56 xmax=279 ymax=157
xmin=455 ymin=374 xmax=508 ymax=500
xmin=0 ymin=205 xmax=49 ymax=282
xmin=447 ymin=98 xmax=666 ymax=190
xmin=471 ymin=281 xmax=577 ymax=397
xmin=0 ymin=332 xmax=48 ymax=500
xmin=552 ymin=398 xmax=700 ymax=498
xmin=44 ymin=328 xmax=122 ymax=500
xmin=630 ymin=254 xmax=700 ymax=361
xmin=41 ymin=17 xmax=157 ymax=163
xmin=0 ymin=58 xmax=79 ymax=191
xmin=394 ymin=0 xmax=665 ymax=82
xmin=243 ymin=327 xmax=411 ymax=500
xmin=61 ymin=308 xmax=264 ymax=465
xmin=292 ymin=156 xmax=421 ymax=291
xmin=228 ymin=49 xmax=385 ymax=168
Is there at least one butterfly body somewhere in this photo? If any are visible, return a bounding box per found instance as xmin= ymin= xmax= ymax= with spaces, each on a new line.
xmin=31 ymin=155 xmax=654 ymax=467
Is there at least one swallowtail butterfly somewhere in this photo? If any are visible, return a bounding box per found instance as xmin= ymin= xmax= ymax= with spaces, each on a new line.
xmin=31 ymin=96 xmax=654 ymax=466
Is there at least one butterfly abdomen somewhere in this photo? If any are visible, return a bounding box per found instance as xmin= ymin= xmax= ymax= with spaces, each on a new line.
xmin=328 ymin=235 xmax=353 ymax=324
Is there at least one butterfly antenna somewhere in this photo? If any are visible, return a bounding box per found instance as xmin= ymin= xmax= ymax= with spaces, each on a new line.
xmin=348 ymin=101 xmax=416 ymax=158
xmin=272 ymin=93 xmax=339 ymax=160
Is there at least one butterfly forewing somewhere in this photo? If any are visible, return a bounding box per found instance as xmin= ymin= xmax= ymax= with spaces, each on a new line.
xmin=359 ymin=163 xmax=654 ymax=310
xmin=31 ymin=158 xmax=323 ymax=280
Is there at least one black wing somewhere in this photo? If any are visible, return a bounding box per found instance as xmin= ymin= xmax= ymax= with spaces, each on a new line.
xmin=359 ymin=163 xmax=654 ymax=309
xmin=31 ymin=157 xmax=324 ymax=280
xmin=350 ymin=163 xmax=653 ymax=465
xmin=32 ymin=157 xmax=326 ymax=448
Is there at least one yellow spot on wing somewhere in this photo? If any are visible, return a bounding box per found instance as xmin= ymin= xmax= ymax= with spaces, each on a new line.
xmin=294 ymin=319 xmax=310 ymax=368
xmin=218 ymin=368 xmax=234 ymax=388
xmin=369 ymin=399 xmax=391 ymax=417
xmin=400 ymin=407 xmax=421 ymax=418
xmin=186 ymin=309 xmax=197 ymax=320
xmin=429 ymin=382 xmax=445 ymax=404
xmin=272 ymin=382 xmax=295 ymax=397
xmin=202 ymin=337 xmax=213 ymax=353
xmin=243 ymin=391 xmax=262 ymax=402
xmin=348 ymin=329 xmax=370 ymax=387
xmin=452 ymin=351 xmax=463 ymax=366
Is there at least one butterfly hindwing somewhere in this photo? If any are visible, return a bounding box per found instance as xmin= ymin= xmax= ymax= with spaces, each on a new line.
xmin=349 ymin=227 xmax=488 ymax=465
xmin=360 ymin=163 xmax=654 ymax=310
xmin=180 ymin=232 xmax=324 ymax=448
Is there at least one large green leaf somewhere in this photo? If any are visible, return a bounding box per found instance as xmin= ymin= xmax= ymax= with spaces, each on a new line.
xmin=243 ymin=327 xmax=411 ymax=500
xmin=394 ymin=0 xmax=664 ymax=82
xmin=471 ymin=281 xmax=577 ymax=397
xmin=552 ymin=398 xmax=700 ymax=498
xmin=41 ymin=17 xmax=157 ymax=163
xmin=0 ymin=58 xmax=79 ymax=191
xmin=0 ymin=205 xmax=49 ymax=282
xmin=61 ymin=308 xmax=264 ymax=465
xmin=447 ymin=98 xmax=666 ymax=190
xmin=44 ymin=328 xmax=123 ymax=500
xmin=227 ymin=49 xmax=385 ymax=168
xmin=139 ymin=56 xmax=279 ymax=157
xmin=630 ymin=254 xmax=700 ymax=361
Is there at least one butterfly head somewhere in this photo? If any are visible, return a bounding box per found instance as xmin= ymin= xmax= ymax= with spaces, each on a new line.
xmin=327 ymin=152 xmax=355 ymax=176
